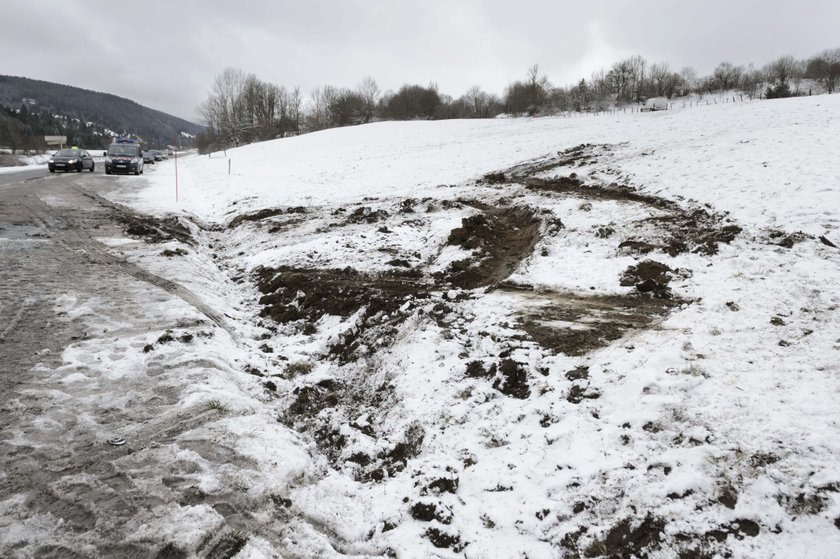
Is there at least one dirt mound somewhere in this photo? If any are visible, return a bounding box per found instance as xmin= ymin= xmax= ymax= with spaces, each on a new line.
xmin=620 ymin=260 xmax=676 ymax=298
xmin=122 ymin=215 xmax=194 ymax=245
xmin=347 ymin=206 xmax=389 ymax=224
xmin=443 ymin=204 xmax=541 ymax=289
xmin=227 ymin=206 xmax=307 ymax=229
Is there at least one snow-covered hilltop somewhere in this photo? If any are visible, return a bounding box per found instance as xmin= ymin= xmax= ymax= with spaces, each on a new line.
xmin=99 ymin=94 xmax=839 ymax=558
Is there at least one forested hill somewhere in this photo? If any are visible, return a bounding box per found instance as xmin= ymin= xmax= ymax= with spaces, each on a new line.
xmin=0 ymin=75 xmax=204 ymax=148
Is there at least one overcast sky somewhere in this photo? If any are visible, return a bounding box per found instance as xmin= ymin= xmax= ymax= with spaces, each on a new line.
xmin=2 ymin=0 xmax=838 ymax=122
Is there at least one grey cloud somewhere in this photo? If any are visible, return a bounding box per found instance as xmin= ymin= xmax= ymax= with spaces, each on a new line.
xmin=1 ymin=0 xmax=838 ymax=121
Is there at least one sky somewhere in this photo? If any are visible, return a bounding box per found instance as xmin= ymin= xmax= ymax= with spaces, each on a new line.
xmin=1 ymin=0 xmax=838 ymax=122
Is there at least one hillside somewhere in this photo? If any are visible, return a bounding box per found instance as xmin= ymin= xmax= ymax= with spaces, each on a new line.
xmin=37 ymin=95 xmax=840 ymax=557
xmin=0 ymin=75 xmax=204 ymax=148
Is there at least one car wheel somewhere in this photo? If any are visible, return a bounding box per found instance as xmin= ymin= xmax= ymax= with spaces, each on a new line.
xmin=49 ymin=168 xmax=55 ymax=173
xmin=77 ymin=162 xmax=83 ymax=172
xmin=90 ymin=163 xmax=95 ymax=172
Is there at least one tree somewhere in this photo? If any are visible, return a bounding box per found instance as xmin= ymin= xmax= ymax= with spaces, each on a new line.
xmin=504 ymin=65 xmax=550 ymax=114
xmin=385 ymin=84 xmax=441 ymax=119
xmin=199 ymin=67 xmax=248 ymax=147
xmin=768 ymin=55 xmax=798 ymax=84
xmin=806 ymin=48 xmax=840 ymax=93
xmin=679 ymin=67 xmax=697 ymax=96
xmin=739 ymin=63 xmax=765 ymax=99
xmin=713 ymin=62 xmax=743 ymax=91
xmin=356 ymin=76 xmax=380 ymax=123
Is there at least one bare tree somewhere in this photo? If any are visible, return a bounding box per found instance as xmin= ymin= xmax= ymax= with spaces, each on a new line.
xmin=806 ymin=49 xmax=840 ymax=93
xmin=739 ymin=63 xmax=765 ymax=99
xmin=357 ymin=76 xmax=380 ymax=122
xmin=713 ymin=62 xmax=743 ymax=91
xmin=199 ymin=67 xmax=248 ymax=147
xmin=768 ymin=55 xmax=798 ymax=84
xmin=679 ymin=67 xmax=697 ymax=96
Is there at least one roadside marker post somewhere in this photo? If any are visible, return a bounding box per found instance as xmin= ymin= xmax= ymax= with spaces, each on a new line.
xmin=174 ymin=138 xmax=179 ymax=203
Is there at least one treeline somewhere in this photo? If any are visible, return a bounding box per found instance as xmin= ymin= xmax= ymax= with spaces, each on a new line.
xmin=0 ymin=105 xmax=108 ymax=153
xmin=196 ymin=47 xmax=840 ymax=152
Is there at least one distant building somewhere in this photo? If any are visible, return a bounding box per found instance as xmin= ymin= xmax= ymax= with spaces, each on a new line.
xmin=21 ymin=98 xmax=37 ymax=106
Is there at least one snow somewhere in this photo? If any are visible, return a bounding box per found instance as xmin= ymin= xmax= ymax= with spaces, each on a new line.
xmin=89 ymin=94 xmax=840 ymax=556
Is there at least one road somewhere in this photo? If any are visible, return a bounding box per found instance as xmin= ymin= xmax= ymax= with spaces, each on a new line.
xmin=0 ymin=165 xmax=275 ymax=557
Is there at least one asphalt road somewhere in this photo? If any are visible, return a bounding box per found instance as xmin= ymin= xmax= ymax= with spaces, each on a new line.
xmin=0 ymin=167 xmax=255 ymax=557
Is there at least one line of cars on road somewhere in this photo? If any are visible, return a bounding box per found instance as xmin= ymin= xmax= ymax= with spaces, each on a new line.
xmin=48 ymin=139 xmax=173 ymax=176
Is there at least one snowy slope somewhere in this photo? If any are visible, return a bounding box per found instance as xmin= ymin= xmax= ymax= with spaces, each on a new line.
xmin=98 ymin=95 xmax=840 ymax=558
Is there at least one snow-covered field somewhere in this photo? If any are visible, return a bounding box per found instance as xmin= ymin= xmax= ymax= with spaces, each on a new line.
xmin=95 ymin=94 xmax=840 ymax=558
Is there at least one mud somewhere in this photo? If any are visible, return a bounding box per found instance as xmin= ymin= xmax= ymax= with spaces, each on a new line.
xmin=227 ymin=206 xmax=307 ymax=229
xmin=620 ymin=260 xmax=678 ymax=298
xmin=442 ymin=203 xmax=541 ymax=289
xmin=503 ymin=285 xmax=680 ymax=356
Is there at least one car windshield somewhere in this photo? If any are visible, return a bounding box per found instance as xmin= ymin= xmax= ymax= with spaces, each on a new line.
xmin=55 ymin=149 xmax=81 ymax=157
xmin=109 ymin=145 xmax=139 ymax=156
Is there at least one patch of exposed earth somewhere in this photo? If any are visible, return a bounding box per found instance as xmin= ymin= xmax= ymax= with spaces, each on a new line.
xmin=222 ymin=144 xmax=762 ymax=556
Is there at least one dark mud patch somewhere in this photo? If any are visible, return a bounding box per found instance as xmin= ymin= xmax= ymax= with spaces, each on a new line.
xmin=624 ymin=210 xmax=742 ymax=257
xmin=502 ymin=285 xmax=680 ymax=356
xmin=442 ymin=204 xmax=541 ymax=289
xmin=583 ymin=514 xmax=666 ymax=558
xmin=255 ymin=265 xmax=432 ymax=363
xmin=121 ymin=215 xmax=194 ymax=245
xmin=255 ymin=266 xmax=429 ymax=325
xmin=524 ymin=174 xmax=677 ymax=212
xmin=347 ymin=206 xmax=389 ymax=224
xmin=620 ymin=260 xmax=678 ymax=298
xmin=227 ymin=206 xmax=307 ymax=229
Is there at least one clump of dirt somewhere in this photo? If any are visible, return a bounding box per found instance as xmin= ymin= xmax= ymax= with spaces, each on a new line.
xmin=442 ymin=204 xmax=541 ymax=289
xmin=410 ymin=501 xmax=451 ymax=524
xmin=227 ymin=206 xmax=307 ymax=229
xmin=161 ymin=248 xmax=188 ymax=257
xmin=492 ymin=359 xmax=530 ymax=399
xmin=482 ymin=172 xmax=507 ymax=184
xmin=121 ymin=215 xmax=194 ymax=245
xmin=425 ymin=528 xmax=464 ymax=551
xmin=347 ymin=206 xmax=389 ymax=224
xmin=583 ymin=514 xmax=666 ymax=558
xmin=567 ymin=385 xmax=601 ymax=404
xmin=620 ymin=260 xmax=675 ymax=298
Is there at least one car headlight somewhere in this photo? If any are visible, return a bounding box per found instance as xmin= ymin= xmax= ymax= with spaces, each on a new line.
xmin=67 ymin=159 xmax=77 ymax=164
xmin=49 ymin=159 xmax=54 ymax=163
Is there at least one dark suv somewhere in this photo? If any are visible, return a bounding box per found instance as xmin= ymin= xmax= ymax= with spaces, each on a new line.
xmin=105 ymin=139 xmax=144 ymax=175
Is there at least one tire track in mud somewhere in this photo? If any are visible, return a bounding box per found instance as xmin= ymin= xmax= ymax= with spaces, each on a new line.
xmin=20 ymin=192 xmax=236 ymax=340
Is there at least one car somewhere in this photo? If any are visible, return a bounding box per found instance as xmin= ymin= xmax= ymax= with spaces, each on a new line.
xmin=48 ymin=148 xmax=95 ymax=173
xmin=105 ymin=138 xmax=144 ymax=175
xmin=641 ymin=97 xmax=669 ymax=112
xmin=143 ymin=151 xmax=156 ymax=164
xmin=152 ymin=150 xmax=163 ymax=161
